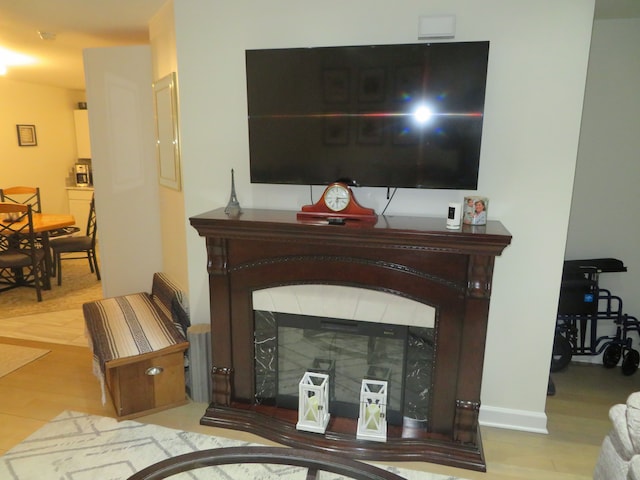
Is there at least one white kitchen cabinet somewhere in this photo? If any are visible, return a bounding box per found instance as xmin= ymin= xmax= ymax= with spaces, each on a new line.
xmin=67 ymin=187 xmax=94 ymax=232
xmin=74 ymin=109 xmax=92 ymax=159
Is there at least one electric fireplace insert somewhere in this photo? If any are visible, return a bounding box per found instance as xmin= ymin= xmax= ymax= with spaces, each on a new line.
xmin=254 ymin=311 xmax=435 ymax=427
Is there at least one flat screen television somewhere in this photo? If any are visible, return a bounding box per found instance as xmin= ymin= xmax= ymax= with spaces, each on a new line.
xmin=246 ymin=41 xmax=489 ymax=190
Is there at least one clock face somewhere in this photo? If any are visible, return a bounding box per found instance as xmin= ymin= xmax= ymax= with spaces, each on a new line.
xmin=323 ymin=184 xmax=350 ymax=212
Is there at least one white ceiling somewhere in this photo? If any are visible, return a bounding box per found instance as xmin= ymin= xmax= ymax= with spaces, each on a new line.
xmin=0 ymin=0 xmax=166 ymax=90
xmin=0 ymin=0 xmax=638 ymax=92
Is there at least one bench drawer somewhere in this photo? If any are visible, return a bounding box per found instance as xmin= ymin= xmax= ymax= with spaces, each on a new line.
xmin=106 ymin=349 xmax=188 ymax=419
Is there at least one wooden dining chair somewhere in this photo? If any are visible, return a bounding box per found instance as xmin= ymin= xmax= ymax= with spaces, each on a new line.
xmin=50 ymin=196 xmax=100 ymax=286
xmin=0 ymin=186 xmax=42 ymax=213
xmin=0 ymin=202 xmax=47 ymax=301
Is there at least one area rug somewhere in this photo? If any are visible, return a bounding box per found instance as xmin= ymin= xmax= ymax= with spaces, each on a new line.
xmin=0 ymin=411 xmax=466 ymax=480
xmin=0 ymin=343 xmax=49 ymax=378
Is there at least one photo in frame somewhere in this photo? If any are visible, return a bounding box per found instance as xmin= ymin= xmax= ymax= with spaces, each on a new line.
xmin=16 ymin=124 xmax=37 ymax=146
xmin=463 ymin=196 xmax=489 ymax=225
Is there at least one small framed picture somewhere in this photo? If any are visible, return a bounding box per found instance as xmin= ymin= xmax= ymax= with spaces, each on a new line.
xmin=463 ymin=196 xmax=489 ymax=225
xmin=16 ymin=124 xmax=37 ymax=146
xmin=358 ymin=68 xmax=385 ymax=103
xmin=323 ymin=116 xmax=349 ymax=145
xmin=323 ymin=68 xmax=350 ymax=104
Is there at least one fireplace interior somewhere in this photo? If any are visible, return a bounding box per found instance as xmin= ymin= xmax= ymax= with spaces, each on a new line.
xmin=254 ymin=310 xmax=434 ymax=427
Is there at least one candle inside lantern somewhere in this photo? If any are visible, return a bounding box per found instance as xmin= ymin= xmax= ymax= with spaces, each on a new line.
xmin=306 ymin=394 xmax=319 ymax=421
xmin=365 ymin=402 xmax=380 ymax=430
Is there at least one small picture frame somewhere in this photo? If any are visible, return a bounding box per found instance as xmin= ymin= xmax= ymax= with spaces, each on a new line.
xmin=323 ymin=116 xmax=349 ymax=145
xmin=358 ymin=68 xmax=385 ymax=103
xmin=323 ymin=68 xmax=350 ymax=104
xmin=357 ymin=113 xmax=384 ymax=145
xmin=16 ymin=124 xmax=37 ymax=146
xmin=463 ymin=196 xmax=489 ymax=225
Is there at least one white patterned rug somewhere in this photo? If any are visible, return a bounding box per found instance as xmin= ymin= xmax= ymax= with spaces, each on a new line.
xmin=0 ymin=411 xmax=466 ymax=480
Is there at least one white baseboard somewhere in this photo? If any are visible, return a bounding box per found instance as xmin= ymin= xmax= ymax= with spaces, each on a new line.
xmin=479 ymin=404 xmax=548 ymax=434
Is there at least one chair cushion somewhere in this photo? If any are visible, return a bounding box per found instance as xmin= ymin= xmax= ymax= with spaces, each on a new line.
xmin=48 ymin=226 xmax=81 ymax=238
xmin=0 ymin=249 xmax=44 ymax=267
xmin=50 ymin=235 xmax=92 ymax=253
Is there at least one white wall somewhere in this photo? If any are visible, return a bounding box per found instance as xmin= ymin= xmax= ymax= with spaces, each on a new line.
xmin=174 ymin=0 xmax=595 ymax=432
xmin=0 ymin=78 xmax=85 ymax=213
xmin=565 ymin=18 xmax=640 ymax=362
xmin=149 ymin=0 xmax=190 ymax=293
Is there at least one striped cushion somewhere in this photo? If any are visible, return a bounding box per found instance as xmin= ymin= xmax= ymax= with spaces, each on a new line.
xmin=150 ymin=272 xmax=190 ymax=336
xmin=83 ymin=292 xmax=187 ymax=372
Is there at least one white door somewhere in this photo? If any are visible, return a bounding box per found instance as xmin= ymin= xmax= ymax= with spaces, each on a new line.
xmin=83 ymin=45 xmax=163 ymax=297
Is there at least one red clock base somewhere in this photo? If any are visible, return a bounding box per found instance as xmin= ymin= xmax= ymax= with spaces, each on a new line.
xmin=297 ymin=182 xmax=377 ymax=223
xmin=296 ymin=210 xmax=377 ymax=223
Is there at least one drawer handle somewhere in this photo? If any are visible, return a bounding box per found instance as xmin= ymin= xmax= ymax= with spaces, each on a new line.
xmin=145 ymin=366 xmax=164 ymax=376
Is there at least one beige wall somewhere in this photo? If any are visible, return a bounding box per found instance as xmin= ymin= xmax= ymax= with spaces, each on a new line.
xmin=0 ymin=77 xmax=85 ymax=213
xmin=149 ymin=0 xmax=189 ymax=293
xmin=174 ymin=0 xmax=596 ymax=432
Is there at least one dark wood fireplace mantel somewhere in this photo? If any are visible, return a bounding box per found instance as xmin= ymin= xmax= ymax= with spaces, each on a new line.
xmin=190 ymin=208 xmax=511 ymax=472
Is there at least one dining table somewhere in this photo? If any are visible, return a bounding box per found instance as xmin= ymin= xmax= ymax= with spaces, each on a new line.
xmin=4 ymin=213 xmax=76 ymax=290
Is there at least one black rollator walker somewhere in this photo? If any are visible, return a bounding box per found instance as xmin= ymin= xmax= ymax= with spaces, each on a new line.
xmin=551 ymin=258 xmax=640 ymax=376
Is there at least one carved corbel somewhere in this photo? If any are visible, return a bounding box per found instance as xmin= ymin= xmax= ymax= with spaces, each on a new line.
xmin=207 ymin=237 xmax=228 ymax=275
xmin=467 ymin=255 xmax=494 ymax=299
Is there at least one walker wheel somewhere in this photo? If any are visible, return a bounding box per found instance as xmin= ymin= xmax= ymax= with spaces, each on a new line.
xmin=550 ymin=333 xmax=572 ymax=372
xmin=621 ymin=349 xmax=640 ymax=376
xmin=603 ymin=344 xmax=622 ymax=368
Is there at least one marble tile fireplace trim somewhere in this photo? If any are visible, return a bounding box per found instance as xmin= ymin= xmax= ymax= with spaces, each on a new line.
xmin=252 ymin=284 xmax=436 ymax=328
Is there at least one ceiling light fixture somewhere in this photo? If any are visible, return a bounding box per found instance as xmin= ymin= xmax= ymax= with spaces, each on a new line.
xmin=0 ymin=48 xmax=36 ymax=69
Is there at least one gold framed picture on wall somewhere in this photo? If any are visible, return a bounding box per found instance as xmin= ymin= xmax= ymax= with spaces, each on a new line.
xmin=153 ymin=72 xmax=181 ymax=191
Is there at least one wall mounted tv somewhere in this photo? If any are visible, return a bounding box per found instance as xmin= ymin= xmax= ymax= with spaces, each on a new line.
xmin=246 ymin=41 xmax=489 ymax=190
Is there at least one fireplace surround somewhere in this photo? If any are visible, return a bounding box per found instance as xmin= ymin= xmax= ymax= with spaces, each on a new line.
xmin=190 ymin=208 xmax=511 ymax=471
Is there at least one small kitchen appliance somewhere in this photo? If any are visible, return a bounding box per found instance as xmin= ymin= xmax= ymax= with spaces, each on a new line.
xmin=75 ymin=163 xmax=90 ymax=187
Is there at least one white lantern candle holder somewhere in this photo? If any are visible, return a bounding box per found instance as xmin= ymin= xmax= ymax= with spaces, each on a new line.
xmin=357 ymin=379 xmax=388 ymax=442
xmin=296 ymin=371 xmax=330 ymax=434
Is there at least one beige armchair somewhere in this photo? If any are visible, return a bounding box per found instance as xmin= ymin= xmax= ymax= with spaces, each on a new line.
xmin=594 ymin=392 xmax=640 ymax=480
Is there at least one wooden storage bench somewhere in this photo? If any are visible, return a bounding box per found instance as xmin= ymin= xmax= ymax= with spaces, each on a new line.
xmin=83 ymin=273 xmax=190 ymax=419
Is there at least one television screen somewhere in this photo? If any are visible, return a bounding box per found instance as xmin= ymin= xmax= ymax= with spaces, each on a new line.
xmin=246 ymin=41 xmax=489 ymax=189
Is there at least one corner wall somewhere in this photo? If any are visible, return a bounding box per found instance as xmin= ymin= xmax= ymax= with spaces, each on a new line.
xmin=565 ymin=18 xmax=640 ymax=363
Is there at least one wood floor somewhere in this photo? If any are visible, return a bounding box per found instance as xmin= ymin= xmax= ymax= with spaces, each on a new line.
xmin=0 ymin=309 xmax=636 ymax=479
